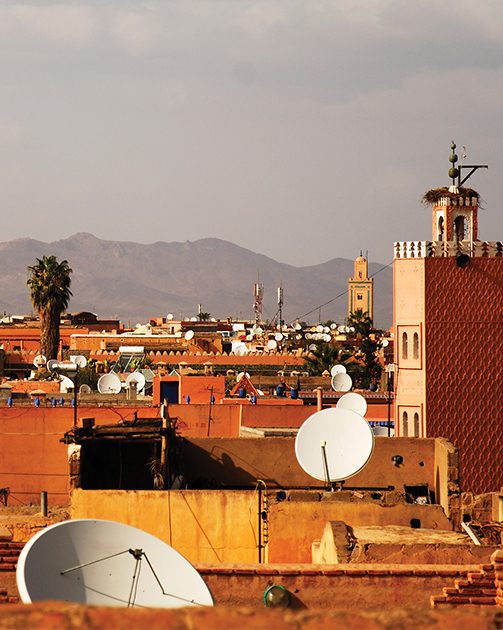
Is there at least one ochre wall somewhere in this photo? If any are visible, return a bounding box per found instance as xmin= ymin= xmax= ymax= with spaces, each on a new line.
xmin=71 ymin=489 xmax=259 ymax=564
xmin=268 ymin=501 xmax=452 ymax=563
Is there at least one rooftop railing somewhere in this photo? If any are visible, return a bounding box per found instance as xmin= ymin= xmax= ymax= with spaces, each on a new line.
xmin=394 ymin=240 xmax=503 ymax=259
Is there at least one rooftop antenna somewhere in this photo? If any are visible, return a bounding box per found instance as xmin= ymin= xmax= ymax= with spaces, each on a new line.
xmin=277 ymin=285 xmax=284 ymax=328
xmin=253 ymin=277 xmax=264 ymax=326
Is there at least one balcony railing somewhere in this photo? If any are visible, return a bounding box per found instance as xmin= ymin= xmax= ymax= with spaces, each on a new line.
xmin=394 ymin=240 xmax=503 ymax=259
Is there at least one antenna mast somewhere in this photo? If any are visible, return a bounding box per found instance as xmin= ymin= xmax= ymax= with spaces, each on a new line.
xmin=253 ymin=281 xmax=264 ymax=326
xmin=277 ymin=286 xmax=284 ymax=328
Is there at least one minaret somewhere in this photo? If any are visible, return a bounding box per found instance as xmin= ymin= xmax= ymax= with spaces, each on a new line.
xmin=348 ymin=253 xmax=373 ymax=321
xmin=429 ymin=142 xmax=479 ymax=244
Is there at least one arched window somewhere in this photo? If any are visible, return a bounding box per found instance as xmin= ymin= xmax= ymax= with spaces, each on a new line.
xmin=454 ymin=215 xmax=467 ymax=241
xmin=402 ymin=332 xmax=408 ymax=360
xmin=438 ymin=216 xmax=444 ymax=241
xmin=402 ymin=411 xmax=409 ymax=437
xmin=413 ymin=413 xmax=420 ymax=437
xmin=413 ymin=332 xmax=419 ymax=360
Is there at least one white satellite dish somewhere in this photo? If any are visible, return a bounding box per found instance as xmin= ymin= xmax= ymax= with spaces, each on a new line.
xmin=295 ymin=334 xmax=302 ymax=341
xmin=337 ymin=392 xmax=367 ymax=417
xmin=316 ymin=325 xmax=324 ymax=333
xmin=275 ymin=332 xmax=284 ymax=342
xmin=330 ymin=323 xmax=337 ymax=330
xmin=233 ymin=343 xmax=248 ymax=356
xmin=59 ymin=376 xmax=74 ymax=394
xmin=236 ymin=372 xmax=250 ymax=382
xmin=323 ymin=326 xmax=330 ymax=334
xmin=331 ymin=372 xmax=353 ymax=392
xmin=46 ymin=359 xmax=59 ymax=371
xmin=97 ymin=373 xmax=122 ymax=394
xmin=382 ymin=339 xmax=389 ymax=347
xmin=330 ymin=364 xmax=346 ymax=377
xmin=295 ymin=407 xmax=374 ymax=482
xmin=255 ymin=327 xmax=263 ymax=335
xmin=16 ymin=519 xmax=214 ymax=608
xmin=337 ymin=325 xmax=347 ymax=333
xmin=294 ymin=323 xmax=302 ymax=331
xmin=266 ymin=339 xmax=277 ymax=351
xmin=126 ymin=371 xmax=146 ymax=392
xmin=184 ymin=330 xmax=194 ymax=341
xmin=323 ymin=333 xmax=331 ymax=342
xmin=308 ymin=344 xmax=318 ymax=352
xmin=79 ymin=384 xmax=92 ymax=394
xmin=167 ymin=313 xmax=174 ymax=321
xmin=33 ymin=355 xmax=47 ymax=368
xmin=70 ymin=355 xmax=88 ymax=369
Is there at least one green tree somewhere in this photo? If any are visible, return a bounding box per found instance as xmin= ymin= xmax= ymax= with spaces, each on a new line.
xmin=304 ymin=343 xmax=341 ymax=376
xmin=346 ymin=309 xmax=373 ymax=337
xmin=27 ymin=256 xmax=72 ymax=359
xmin=198 ymin=311 xmax=211 ymax=322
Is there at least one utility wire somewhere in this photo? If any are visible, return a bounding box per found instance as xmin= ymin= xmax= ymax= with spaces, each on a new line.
xmin=292 ymin=260 xmax=393 ymax=322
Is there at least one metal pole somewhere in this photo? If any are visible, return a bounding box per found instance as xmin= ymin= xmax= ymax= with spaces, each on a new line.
xmin=387 ymin=372 xmax=392 ymax=437
xmin=40 ymin=491 xmax=48 ymax=516
xmin=258 ymin=483 xmax=262 ymax=563
xmin=73 ymin=366 xmax=79 ymax=428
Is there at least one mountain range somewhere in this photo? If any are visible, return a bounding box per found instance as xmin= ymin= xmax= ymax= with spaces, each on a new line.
xmin=0 ymin=233 xmax=392 ymax=327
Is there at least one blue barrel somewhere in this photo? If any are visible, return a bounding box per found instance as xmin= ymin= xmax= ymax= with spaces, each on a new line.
xmin=276 ymin=386 xmax=285 ymax=397
xmin=290 ymin=388 xmax=298 ymax=399
xmin=237 ymin=388 xmax=247 ymax=399
xmin=251 ymin=395 xmax=257 ymax=405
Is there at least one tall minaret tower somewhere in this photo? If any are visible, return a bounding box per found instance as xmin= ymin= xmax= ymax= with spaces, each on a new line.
xmin=429 ymin=142 xmax=480 ymax=245
xmin=348 ymin=253 xmax=373 ymax=321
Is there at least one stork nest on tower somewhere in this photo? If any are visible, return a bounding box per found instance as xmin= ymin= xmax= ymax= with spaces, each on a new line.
xmin=422 ymin=187 xmax=479 ymax=204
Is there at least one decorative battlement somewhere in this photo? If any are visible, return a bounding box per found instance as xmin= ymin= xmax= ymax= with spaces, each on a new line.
xmin=394 ymin=240 xmax=503 ymax=260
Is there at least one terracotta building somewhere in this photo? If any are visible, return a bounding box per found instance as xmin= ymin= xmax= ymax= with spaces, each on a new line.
xmin=393 ymin=144 xmax=502 ymax=492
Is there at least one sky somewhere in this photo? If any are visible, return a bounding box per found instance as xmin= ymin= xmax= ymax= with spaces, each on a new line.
xmin=0 ymin=1 xmax=502 ymax=267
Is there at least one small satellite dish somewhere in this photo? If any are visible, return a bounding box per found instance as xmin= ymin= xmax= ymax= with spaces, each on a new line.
xmin=16 ymin=519 xmax=214 ymax=608
xmin=59 ymin=376 xmax=74 ymax=394
xmin=330 ymin=323 xmax=337 ymax=330
xmin=47 ymin=359 xmax=59 ymax=371
xmin=236 ymin=371 xmax=251 ymax=382
xmin=294 ymin=323 xmax=302 ymax=331
xmin=331 ymin=372 xmax=353 ymax=392
xmin=233 ymin=343 xmax=248 ymax=356
xmin=316 ymin=325 xmax=324 ymax=333
xmin=79 ymin=384 xmax=92 ymax=394
xmin=97 ymin=373 xmax=122 ymax=394
xmin=126 ymin=371 xmax=146 ymax=392
xmin=323 ymin=333 xmax=331 ymax=342
xmin=167 ymin=313 xmax=174 ymax=321
xmin=275 ymin=332 xmax=284 ymax=342
xmin=295 ymin=334 xmax=302 ymax=341
xmin=337 ymin=325 xmax=347 ymax=333
xmin=382 ymin=339 xmax=389 ymax=347
xmin=323 ymin=327 xmax=330 ymax=334
xmin=295 ymin=407 xmax=374 ymax=482
xmin=330 ymin=364 xmax=346 ymax=377
xmin=305 ymin=333 xmax=312 ymax=340
xmin=255 ymin=327 xmax=263 ymax=335
xmin=266 ymin=339 xmax=277 ymax=351
xmin=336 ymin=392 xmax=367 ymax=417
xmin=308 ymin=344 xmax=318 ymax=352
xmin=33 ymin=355 xmax=47 ymax=368
xmin=184 ymin=330 xmax=194 ymax=341
xmin=70 ymin=355 xmax=88 ymax=369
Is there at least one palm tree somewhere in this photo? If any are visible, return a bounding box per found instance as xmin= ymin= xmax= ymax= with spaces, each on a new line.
xmin=347 ymin=309 xmax=373 ymax=336
xmin=27 ymin=256 xmax=72 ymax=359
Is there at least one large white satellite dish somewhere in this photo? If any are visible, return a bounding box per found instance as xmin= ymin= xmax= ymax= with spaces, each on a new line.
xmin=330 ymin=364 xmax=346 ymax=377
xmin=125 ymin=371 xmax=146 ymax=393
xmin=274 ymin=332 xmax=284 ymax=342
xmin=331 ymin=372 xmax=353 ymax=392
xmin=16 ymin=519 xmax=214 ymax=608
xmin=184 ymin=330 xmax=194 ymax=341
xmin=167 ymin=313 xmax=174 ymax=321
xmin=337 ymin=392 xmax=367 ymax=417
xmin=97 ymin=373 xmax=122 ymax=394
xmin=59 ymin=376 xmax=74 ymax=393
xmin=295 ymin=407 xmax=374 ymax=482
xmin=266 ymin=339 xmax=277 ymax=351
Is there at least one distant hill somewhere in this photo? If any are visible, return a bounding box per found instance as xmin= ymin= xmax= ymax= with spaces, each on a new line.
xmin=0 ymin=233 xmax=392 ymax=327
